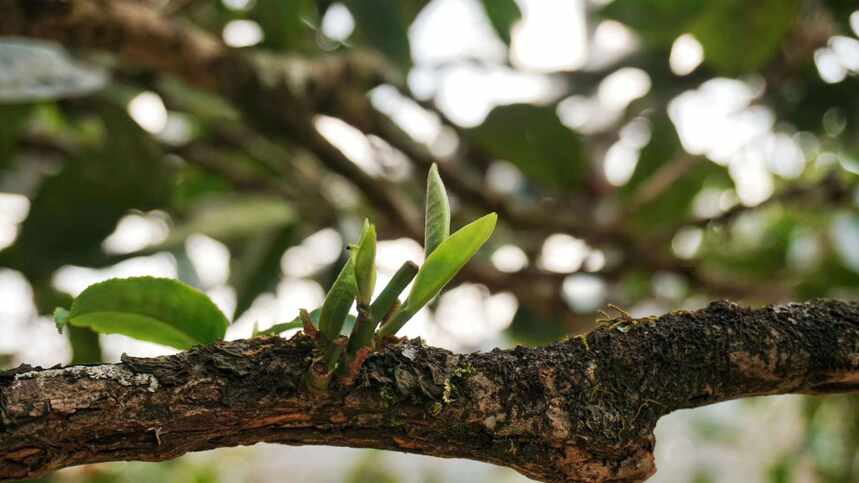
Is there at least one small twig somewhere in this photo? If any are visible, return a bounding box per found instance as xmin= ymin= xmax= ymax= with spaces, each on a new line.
xmin=300 ymin=309 xmax=318 ymax=339
xmin=338 ymin=346 xmax=370 ymax=387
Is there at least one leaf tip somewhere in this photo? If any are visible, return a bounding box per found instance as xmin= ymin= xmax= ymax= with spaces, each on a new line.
xmin=477 ymin=211 xmax=499 ymax=234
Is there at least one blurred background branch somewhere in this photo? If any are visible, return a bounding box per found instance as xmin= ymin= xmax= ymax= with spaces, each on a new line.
xmin=1 ymin=0 xmax=858 ymax=481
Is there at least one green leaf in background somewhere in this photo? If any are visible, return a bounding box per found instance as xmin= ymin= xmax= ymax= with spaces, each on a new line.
xmin=380 ymin=212 xmax=497 ymax=336
xmin=689 ymin=0 xmax=800 ymax=74
xmin=600 ymin=0 xmax=705 ymax=46
xmin=618 ymin=114 xmax=682 ymax=198
xmin=148 ymin=195 xmax=295 ymax=320
xmin=468 ymin=104 xmax=585 ymax=190
xmin=354 ymin=219 xmax=377 ymax=306
xmin=230 ymin=225 xmax=298 ymax=320
xmin=507 ymin=306 xmax=569 ymax=346
xmin=1 ymin=104 xmax=171 ymax=277
xmin=318 ymin=253 xmax=358 ymax=341
xmin=618 ymin=115 xmax=731 ymax=233
xmin=0 ymin=104 xmax=31 ymax=169
xmin=160 ymin=196 xmax=295 ymax=249
xmin=58 ymin=277 xmax=229 ymax=350
xmin=480 ymin=0 xmax=522 ymax=45
xmin=347 ymin=0 xmax=412 ymax=67
xmin=633 ymin=162 xmax=730 ymax=233
xmin=424 ymin=163 xmax=450 ymax=256
xmin=254 ymin=0 xmax=318 ymax=51
xmin=601 ymin=0 xmax=800 ymax=74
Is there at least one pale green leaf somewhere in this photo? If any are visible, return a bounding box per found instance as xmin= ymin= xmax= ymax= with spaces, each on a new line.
xmin=380 ymin=213 xmax=497 ymax=336
xmin=355 ymin=220 xmax=377 ymax=305
xmin=318 ymin=255 xmax=358 ymax=341
xmin=424 ymin=163 xmax=451 ymax=256
xmin=62 ymin=277 xmax=229 ymax=350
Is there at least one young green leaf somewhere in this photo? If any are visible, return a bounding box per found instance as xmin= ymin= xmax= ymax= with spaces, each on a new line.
xmin=424 ymin=163 xmax=451 ymax=256
xmin=254 ymin=319 xmax=302 ymax=337
xmin=58 ymin=277 xmax=229 ymax=350
xmin=53 ymin=307 xmax=70 ymax=334
xmin=380 ymin=212 xmax=497 ymax=337
xmin=318 ymin=254 xmax=358 ymax=341
xmin=354 ymin=219 xmax=377 ymax=306
xmin=369 ymin=260 xmax=418 ymax=323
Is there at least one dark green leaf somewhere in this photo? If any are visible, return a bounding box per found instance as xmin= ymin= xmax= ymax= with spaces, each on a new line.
xmin=600 ymin=0 xmax=705 ymax=46
xmin=318 ymin=254 xmax=358 ymax=341
xmin=507 ymin=306 xmax=568 ymax=346
xmin=348 ymin=0 xmax=412 ymax=66
xmin=62 ymin=277 xmax=229 ymax=350
xmin=620 ymin=116 xmax=730 ymax=233
xmin=480 ymin=0 xmax=521 ymax=45
xmin=254 ymin=0 xmax=318 ymax=51
xmin=689 ymin=0 xmax=800 ymax=74
xmin=2 ymin=104 xmax=171 ymax=277
xmin=0 ymin=104 xmax=31 ymax=169
xmin=468 ymin=104 xmax=585 ymax=190
xmin=602 ymin=0 xmax=800 ymax=74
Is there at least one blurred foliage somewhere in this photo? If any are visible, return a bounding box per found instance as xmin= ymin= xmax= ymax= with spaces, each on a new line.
xmin=604 ymin=0 xmax=802 ymax=74
xmin=344 ymin=451 xmax=401 ymax=483
xmin=0 ymin=0 xmax=858 ymax=481
xmin=766 ymin=395 xmax=859 ymax=483
xmin=468 ymin=103 xmax=586 ymax=190
xmin=480 ymin=0 xmax=521 ymax=45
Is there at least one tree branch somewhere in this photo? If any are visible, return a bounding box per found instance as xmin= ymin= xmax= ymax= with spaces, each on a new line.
xmin=2 ymin=299 xmax=858 ymax=482
xmin=0 ymin=0 xmax=421 ymax=233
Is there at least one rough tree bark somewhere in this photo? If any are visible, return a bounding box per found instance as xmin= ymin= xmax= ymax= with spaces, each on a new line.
xmin=2 ymin=299 xmax=859 ymax=482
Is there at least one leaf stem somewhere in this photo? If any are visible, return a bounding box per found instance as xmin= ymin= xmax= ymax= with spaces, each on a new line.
xmin=369 ymin=261 xmax=418 ymax=325
xmin=346 ymin=304 xmax=374 ymax=355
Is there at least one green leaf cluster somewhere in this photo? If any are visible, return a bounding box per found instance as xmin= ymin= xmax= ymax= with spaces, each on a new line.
xmin=52 ymin=165 xmax=496 ymax=388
